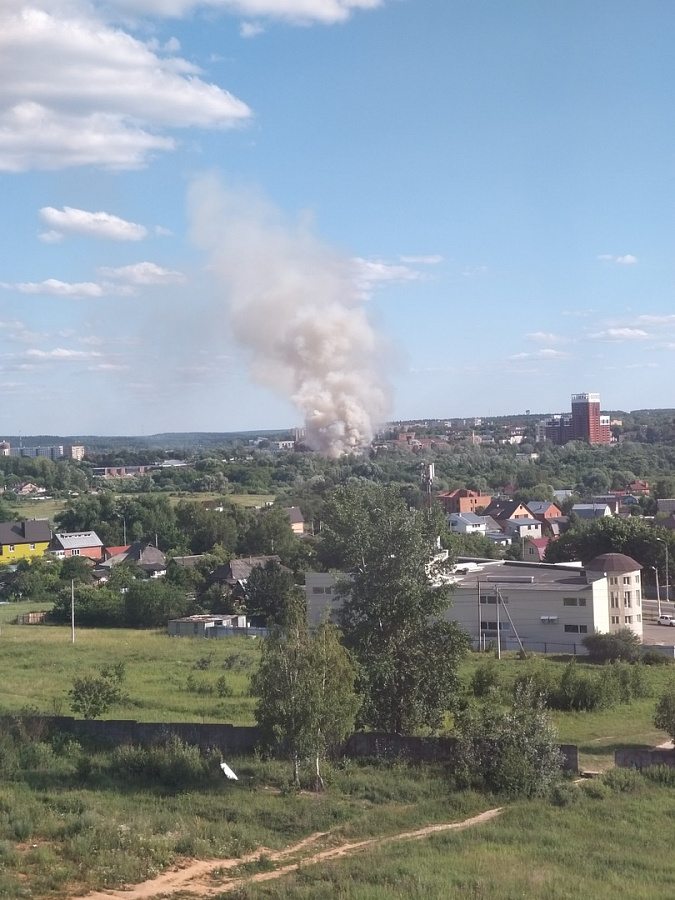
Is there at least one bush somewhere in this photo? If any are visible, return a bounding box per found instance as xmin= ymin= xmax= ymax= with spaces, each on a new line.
xmin=452 ymin=684 xmax=563 ymax=799
xmin=654 ymin=685 xmax=675 ymax=741
xmin=550 ymin=782 xmax=582 ymax=808
xmin=603 ymin=767 xmax=644 ymax=793
xmin=582 ymin=629 xmax=642 ymax=663
xmin=643 ymin=765 xmax=675 ymax=787
xmin=471 ymin=660 xmax=501 ymax=698
xmin=642 ymin=649 xmax=673 ymax=666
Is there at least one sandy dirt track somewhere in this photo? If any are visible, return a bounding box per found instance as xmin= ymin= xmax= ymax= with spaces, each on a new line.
xmin=73 ymin=807 xmax=502 ymax=900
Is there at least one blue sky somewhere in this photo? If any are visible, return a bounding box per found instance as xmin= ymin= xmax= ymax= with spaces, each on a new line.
xmin=2 ymin=1 xmax=675 ymax=443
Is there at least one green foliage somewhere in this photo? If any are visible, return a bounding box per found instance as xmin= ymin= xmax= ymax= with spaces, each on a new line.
xmin=582 ymin=628 xmax=643 ymax=663
xmin=602 ymin=767 xmax=644 ymax=793
xmin=654 ymin=684 xmax=675 ymax=741
xmin=471 ymin=660 xmax=502 ymax=698
xmin=325 ymin=483 xmax=470 ymax=734
xmin=245 ymin=559 xmax=297 ymax=625
xmin=641 ymin=649 xmax=673 ymax=666
xmin=453 ymin=684 xmax=562 ymax=798
xmin=251 ymin=609 xmax=358 ymax=786
xmin=68 ymin=662 xmax=126 ymax=719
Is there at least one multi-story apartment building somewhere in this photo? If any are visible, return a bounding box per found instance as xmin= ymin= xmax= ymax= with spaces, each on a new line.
xmin=537 ymin=393 xmax=611 ymax=446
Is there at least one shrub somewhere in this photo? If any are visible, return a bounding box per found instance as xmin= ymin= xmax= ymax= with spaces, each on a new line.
xmin=581 ymin=780 xmax=608 ymax=800
xmin=602 ymin=767 xmax=644 ymax=793
xmin=642 ymin=649 xmax=673 ymax=666
xmin=550 ymin=782 xmax=582 ymax=808
xmin=452 ymin=684 xmax=563 ymax=798
xmin=193 ymin=653 xmax=215 ymax=671
xmin=654 ymin=685 xmax=675 ymax=741
xmin=216 ymin=675 xmax=233 ymax=698
xmin=471 ymin=660 xmax=501 ymax=698
xmin=643 ymin=765 xmax=675 ymax=787
xmin=582 ymin=629 xmax=642 ymax=663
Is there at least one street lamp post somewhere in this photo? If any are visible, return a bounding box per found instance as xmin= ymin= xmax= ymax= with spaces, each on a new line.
xmin=652 ymin=565 xmax=662 ymax=618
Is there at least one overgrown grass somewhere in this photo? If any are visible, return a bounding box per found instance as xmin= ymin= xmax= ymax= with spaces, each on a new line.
xmin=228 ymin=775 xmax=675 ymax=899
xmin=0 ymin=626 xmax=261 ymax=722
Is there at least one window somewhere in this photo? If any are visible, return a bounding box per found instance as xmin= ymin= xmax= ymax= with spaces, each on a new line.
xmin=480 ymin=595 xmax=497 ymax=604
xmin=623 ymin=576 xmax=631 ymax=585
xmin=636 ymin=590 xmax=641 ymax=605
xmin=624 ymin=592 xmax=631 ymax=606
xmin=564 ymin=624 xmax=588 ymax=634
xmin=610 ymin=595 xmax=619 ymax=609
xmin=635 ymin=573 xmax=640 ymax=584
xmin=480 ymin=621 xmax=510 ymax=631
xmin=610 ymin=576 xmax=618 ymax=585
xmin=324 ymin=587 xmax=332 ymax=595
xmin=611 ymin=615 xmax=620 ymax=625
xmin=72 ymin=549 xmax=80 ymax=556
xmin=312 ymin=586 xmax=325 ymax=594
xmin=29 ymin=543 xmax=35 ymax=550
xmin=636 ymin=614 xmax=642 ymax=623
xmin=624 ymin=616 xmax=633 ymax=625
xmin=9 ymin=544 xmax=14 ymax=552
xmin=563 ymin=597 xmax=577 ymax=606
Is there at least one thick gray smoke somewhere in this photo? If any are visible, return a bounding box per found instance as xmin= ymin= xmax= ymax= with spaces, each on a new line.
xmin=189 ymin=175 xmax=392 ymax=457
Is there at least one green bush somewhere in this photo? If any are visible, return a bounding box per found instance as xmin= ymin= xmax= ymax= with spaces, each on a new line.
xmin=452 ymin=684 xmax=563 ymax=799
xmin=654 ymin=685 xmax=675 ymax=741
xmin=602 ymin=767 xmax=644 ymax=793
xmin=643 ymin=764 xmax=675 ymax=787
xmin=641 ymin=649 xmax=673 ymax=666
xmin=471 ymin=660 xmax=502 ymax=698
xmin=582 ymin=628 xmax=642 ymax=663
xmin=550 ymin=782 xmax=582 ymax=807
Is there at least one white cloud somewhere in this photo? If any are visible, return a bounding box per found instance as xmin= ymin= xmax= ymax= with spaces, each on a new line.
xmin=25 ymin=348 xmax=103 ymax=360
xmin=399 ymin=254 xmax=443 ymax=265
xmin=525 ymin=331 xmax=568 ymax=344
xmin=353 ymin=257 xmax=424 ymax=297
xmin=98 ymin=261 xmax=186 ymax=284
xmin=2 ymin=279 xmax=104 ymax=297
xmin=39 ymin=206 xmax=148 ymax=241
xmin=597 ymin=253 xmax=638 ymax=265
xmin=509 ymin=348 xmax=568 ymax=361
xmin=240 ymin=21 xmax=264 ymax=36
xmin=103 ymin=0 xmax=384 ymax=25
xmin=635 ymin=314 xmax=675 ymax=326
xmin=0 ymin=3 xmax=252 ymax=171
xmin=590 ymin=327 xmax=649 ymax=341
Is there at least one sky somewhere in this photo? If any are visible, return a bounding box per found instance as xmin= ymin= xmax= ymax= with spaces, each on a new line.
xmin=2 ymin=0 xmax=675 ymax=440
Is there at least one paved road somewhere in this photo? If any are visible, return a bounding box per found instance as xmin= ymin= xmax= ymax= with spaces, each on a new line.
xmin=642 ymin=597 xmax=675 ymax=645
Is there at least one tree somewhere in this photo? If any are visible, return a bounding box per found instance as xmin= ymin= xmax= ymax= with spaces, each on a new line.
xmin=582 ymin=628 xmax=642 ymax=663
xmin=245 ymin=559 xmax=296 ymax=625
xmin=654 ymin=685 xmax=675 ymax=741
xmin=251 ymin=602 xmax=358 ymax=788
xmin=68 ymin=662 xmax=126 ymax=719
xmin=544 ymin=516 xmax=674 ymax=572
xmin=323 ymin=484 xmax=470 ymax=734
xmin=453 ymin=684 xmax=563 ymax=798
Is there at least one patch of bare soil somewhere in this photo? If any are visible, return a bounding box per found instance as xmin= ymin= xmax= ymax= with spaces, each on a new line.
xmin=70 ymin=808 xmax=502 ymax=900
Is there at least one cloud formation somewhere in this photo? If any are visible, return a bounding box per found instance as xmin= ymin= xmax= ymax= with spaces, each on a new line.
xmin=104 ymin=0 xmax=383 ymax=25
xmin=39 ymin=206 xmax=148 ymax=242
xmin=590 ymin=327 xmax=649 ymax=341
xmin=0 ymin=2 xmax=251 ymax=171
xmin=597 ymin=253 xmax=638 ymax=265
xmin=98 ymin=262 xmax=186 ymax=284
xmin=1 ymin=279 xmax=105 ymax=297
xmin=509 ymin=348 xmax=568 ymax=361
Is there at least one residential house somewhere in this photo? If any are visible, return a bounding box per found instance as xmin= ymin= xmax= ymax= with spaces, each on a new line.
xmin=437 ymin=489 xmax=492 ymax=515
xmin=206 ymin=555 xmax=289 ymax=600
xmin=283 ymin=507 xmax=305 ymax=535
xmin=482 ymin=499 xmax=541 ymax=539
xmin=572 ymin=503 xmax=612 ymax=520
xmin=448 ymin=513 xmax=487 ymax=535
xmin=523 ymin=537 xmax=552 ymax=562
xmin=98 ymin=542 xmax=167 ymax=577
xmin=48 ymin=531 xmax=104 ymax=561
xmin=0 ymin=520 xmax=52 ymax=561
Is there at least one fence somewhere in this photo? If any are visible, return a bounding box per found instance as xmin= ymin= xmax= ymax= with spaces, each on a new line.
xmin=471 ymin=638 xmax=586 ymax=655
xmin=0 ymin=715 xmax=579 ymax=771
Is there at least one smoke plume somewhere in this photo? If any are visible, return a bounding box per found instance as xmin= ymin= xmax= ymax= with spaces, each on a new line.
xmin=189 ymin=175 xmax=392 ymax=457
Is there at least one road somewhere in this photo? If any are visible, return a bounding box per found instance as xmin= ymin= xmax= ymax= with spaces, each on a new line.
xmin=642 ymin=597 xmax=675 ymax=645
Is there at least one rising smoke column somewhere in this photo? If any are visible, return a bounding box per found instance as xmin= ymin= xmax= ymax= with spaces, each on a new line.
xmin=189 ymin=175 xmax=392 ymax=457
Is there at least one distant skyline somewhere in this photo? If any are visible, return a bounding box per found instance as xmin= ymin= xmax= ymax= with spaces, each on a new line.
xmin=2 ymin=1 xmax=675 ymax=436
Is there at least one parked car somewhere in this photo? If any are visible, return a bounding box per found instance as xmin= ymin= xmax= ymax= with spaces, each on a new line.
xmin=658 ymin=614 xmax=675 ymax=626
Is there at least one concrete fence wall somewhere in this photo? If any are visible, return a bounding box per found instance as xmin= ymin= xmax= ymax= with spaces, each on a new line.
xmin=615 ymin=747 xmax=675 ymax=770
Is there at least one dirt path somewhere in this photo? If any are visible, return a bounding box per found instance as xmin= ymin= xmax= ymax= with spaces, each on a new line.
xmin=74 ymin=807 xmax=502 ymax=900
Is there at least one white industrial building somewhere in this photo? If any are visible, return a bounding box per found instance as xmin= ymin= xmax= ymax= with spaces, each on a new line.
xmin=305 ymin=552 xmax=643 ymax=653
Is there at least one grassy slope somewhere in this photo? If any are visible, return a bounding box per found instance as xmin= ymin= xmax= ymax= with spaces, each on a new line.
xmin=229 ymin=778 xmax=675 ymax=900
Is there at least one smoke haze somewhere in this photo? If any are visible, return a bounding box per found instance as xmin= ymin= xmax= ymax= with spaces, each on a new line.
xmin=189 ymin=175 xmax=392 ymax=457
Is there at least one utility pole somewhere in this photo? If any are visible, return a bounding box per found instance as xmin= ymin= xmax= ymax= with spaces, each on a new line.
xmin=71 ymin=579 xmax=75 ymax=644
